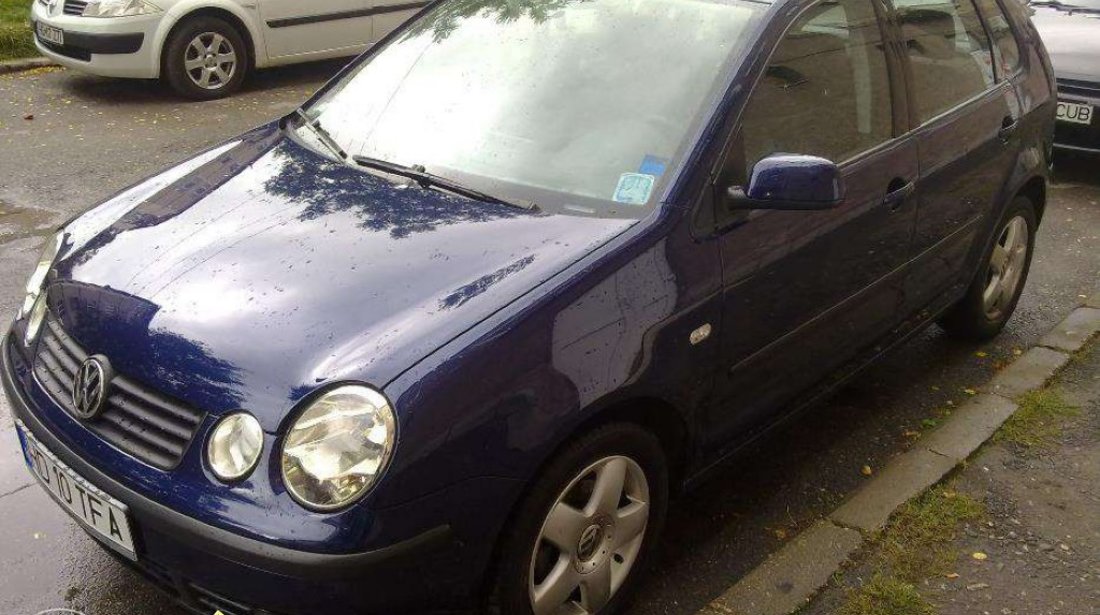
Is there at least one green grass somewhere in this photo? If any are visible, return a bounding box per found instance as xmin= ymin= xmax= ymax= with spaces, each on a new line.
xmin=838 ymin=575 xmax=936 ymax=615
xmin=879 ymin=486 xmax=985 ymax=582
xmin=996 ymin=389 xmax=1079 ymax=449
xmin=0 ymin=0 xmax=36 ymax=62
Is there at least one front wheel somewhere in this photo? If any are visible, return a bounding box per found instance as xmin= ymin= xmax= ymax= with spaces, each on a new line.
xmin=495 ymin=423 xmax=668 ymax=615
xmin=938 ymin=196 xmax=1037 ymax=341
xmin=163 ymin=17 xmax=248 ymax=100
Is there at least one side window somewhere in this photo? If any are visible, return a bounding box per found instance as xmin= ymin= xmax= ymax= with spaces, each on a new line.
xmin=974 ymin=0 xmax=1022 ymax=77
xmin=740 ymin=0 xmax=894 ymax=172
xmin=894 ymin=0 xmax=996 ymax=122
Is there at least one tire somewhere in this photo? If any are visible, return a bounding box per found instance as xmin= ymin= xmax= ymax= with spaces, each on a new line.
xmin=163 ymin=16 xmax=248 ymax=100
xmin=494 ymin=423 xmax=669 ymax=615
xmin=938 ymin=196 xmax=1038 ymax=341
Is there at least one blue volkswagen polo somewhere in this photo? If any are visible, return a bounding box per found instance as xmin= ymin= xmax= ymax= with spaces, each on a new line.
xmin=4 ymin=0 xmax=1054 ymax=612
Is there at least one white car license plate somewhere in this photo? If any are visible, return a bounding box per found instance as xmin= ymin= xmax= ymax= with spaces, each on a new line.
xmin=17 ymin=423 xmax=137 ymax=559
xmin=36 ymin=22 xmax=64 ymax=46
xmin=1056 ymin=101 xmax=1093 ymax=125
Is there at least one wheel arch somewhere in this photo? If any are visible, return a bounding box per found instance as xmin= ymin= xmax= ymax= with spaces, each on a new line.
xmin=157 ymin=3 xmax=262 ymax=77
xmin=1015 ymin=175 xmax=1047 ymax=223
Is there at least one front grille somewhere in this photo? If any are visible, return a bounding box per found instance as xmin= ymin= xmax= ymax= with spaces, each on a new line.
xmin=1057 ymin=77 xmax=1100 ymax=100
xmin=63 ymin=0 xmax=88 ymax=15
xmin=33 ymin=315 xmax=206 ymax=470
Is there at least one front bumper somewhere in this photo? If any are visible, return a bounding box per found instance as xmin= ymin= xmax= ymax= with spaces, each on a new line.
xmin=31 ymin=2 xmax=161 ymax=78
xmin=2 ymin=335 xmax=506 ymax=614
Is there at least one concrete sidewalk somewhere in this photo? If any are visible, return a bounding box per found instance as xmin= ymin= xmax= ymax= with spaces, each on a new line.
xmin=698 ymin=297 xmax=1100 ymax=615
xmin=802 ymin=320 xmax=1100 ymax=615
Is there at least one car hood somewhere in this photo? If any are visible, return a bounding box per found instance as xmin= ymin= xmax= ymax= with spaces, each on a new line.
xmin=49 ymin=125 xmax=637 ymax=429
xmin=1031 ymin=6 xmax=1100 ymax=81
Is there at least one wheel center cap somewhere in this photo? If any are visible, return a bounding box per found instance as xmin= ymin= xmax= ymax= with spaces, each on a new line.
xmin=577 ymin=524 xmax=603 ymax=561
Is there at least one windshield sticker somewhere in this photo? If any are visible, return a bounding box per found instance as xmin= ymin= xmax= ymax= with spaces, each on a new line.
xmin=613 ymin=173 xmax=656 ymax=206
xmin=638 ymin=155 xmax=669 ymax=177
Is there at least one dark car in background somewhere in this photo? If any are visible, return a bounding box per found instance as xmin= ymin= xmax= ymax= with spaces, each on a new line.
xmin=1030 ymin=0 xmax=1100 ymax=152
xmin=4 ymin=0 xmax=1055 ymax=613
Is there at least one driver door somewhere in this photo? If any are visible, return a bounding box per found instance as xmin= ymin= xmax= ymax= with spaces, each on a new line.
xmin=704 ymin=0 xmax=919 ymax=454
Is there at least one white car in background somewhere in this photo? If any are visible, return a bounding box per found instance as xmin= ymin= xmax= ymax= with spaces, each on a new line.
xmin=30 ymin=0 xmax=429 ymax=99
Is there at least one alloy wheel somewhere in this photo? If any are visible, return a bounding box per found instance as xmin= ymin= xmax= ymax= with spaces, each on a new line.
xmin=183 ymin=32 xmax=237 ymax=91
xmin=528 ymin=456 xmax=650 ymax=615
xmin=983 ymin=215 xmax=1029 ymax=320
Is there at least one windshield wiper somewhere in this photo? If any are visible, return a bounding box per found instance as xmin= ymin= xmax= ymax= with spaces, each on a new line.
xmin=294 ymin=109 xmax=347 ymax=161
xmin=352 ymin=155 xmax=538 ymax=211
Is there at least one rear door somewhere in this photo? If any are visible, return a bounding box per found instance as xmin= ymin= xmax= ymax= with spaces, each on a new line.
xmin=705 ymin=0 xmax=919 ymax=452
xmin=889 ymin=0 xmax=1023 ymax=312
xmin=261 ymin=0 xmax=374 ymax=60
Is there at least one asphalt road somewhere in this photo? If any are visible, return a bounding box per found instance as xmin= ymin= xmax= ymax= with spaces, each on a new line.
xmin=1 ymin=66 xmax=1098 ymax=615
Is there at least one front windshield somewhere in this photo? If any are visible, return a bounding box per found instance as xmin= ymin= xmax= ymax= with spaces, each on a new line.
xmin=298 ymin=0 xmax=767 ymax=216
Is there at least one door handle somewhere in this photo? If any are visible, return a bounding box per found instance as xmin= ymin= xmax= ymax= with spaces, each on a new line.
xmin=999 ymin=116 xmax=1019 ymax=142
xmin=883 ymin=179 xmax=915 ymax=211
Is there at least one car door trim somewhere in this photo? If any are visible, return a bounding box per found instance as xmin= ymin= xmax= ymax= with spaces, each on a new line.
xmin=267 ymin=1 xmax=432 ymax=29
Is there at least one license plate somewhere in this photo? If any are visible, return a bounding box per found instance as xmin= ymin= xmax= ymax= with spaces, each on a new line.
xmin=16 ymin=423 xmax=137 ymax=559
xmin=35 ymin=22 xmax=64 ymax=46
xmin=1057 ymin=101 xmax=1093 ymax=125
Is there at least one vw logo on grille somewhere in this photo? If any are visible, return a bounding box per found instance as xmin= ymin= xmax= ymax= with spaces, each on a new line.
xmin=72 ymin=356 xmax=111 ymax=420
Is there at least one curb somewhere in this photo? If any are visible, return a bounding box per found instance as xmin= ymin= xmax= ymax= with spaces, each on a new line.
xmin=698 ymin=302 xmax=1100 ymax=615
xmin=0 ymin=57 xmax=58 ymax=75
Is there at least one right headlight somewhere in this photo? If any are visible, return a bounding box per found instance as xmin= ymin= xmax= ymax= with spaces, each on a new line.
xmin=281 ymin=385 xmax=396 ymax=511
xmin=20 ymin=231 xmax=63 ymax=320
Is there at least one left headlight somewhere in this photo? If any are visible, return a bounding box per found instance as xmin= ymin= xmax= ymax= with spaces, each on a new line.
xmin=20 ymin=231 xmax=64 ymax=346
xmin=81 ymin=0 xmax=161 ymax=18
xmin=281 ymin=385 xmax=396 ymax=511
xmin=208 ymin=413 xmax=264 ymax=482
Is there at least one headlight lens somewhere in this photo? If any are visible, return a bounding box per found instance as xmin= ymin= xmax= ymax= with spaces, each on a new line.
xmin=19 ymin=231 xmax=63 ymax=326
xmin=23 ymin=292 xmax=49 ymax=348
xmin=208 ymin=413 xmax=264 ymax=482
xmin=81 ymin=0 xmax=160 ymax=17
xmin=281 ymin=386 xmax=396 ymax=511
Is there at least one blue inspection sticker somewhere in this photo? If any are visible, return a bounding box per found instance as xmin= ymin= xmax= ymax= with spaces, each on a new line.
xmin=638 ymin=155 xmax=669 ymax=177
xmin=613 ymin=173 xmax=656 ymax=206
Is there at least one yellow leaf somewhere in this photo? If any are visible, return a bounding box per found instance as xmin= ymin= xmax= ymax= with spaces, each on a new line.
xmin=975 ymin=351 xmax=988 ymax=358
xmin=861 ymin=465 xmax=873 ymax=476
xmin=945 ymin=573 xmax=960 ymax=579
xmin=964 ymin=388 xmax=977 ymax=396
xmin=971 ymin=552 xmax=988 ymax=561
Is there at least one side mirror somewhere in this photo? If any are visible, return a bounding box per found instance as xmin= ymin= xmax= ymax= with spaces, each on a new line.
xmin=726 ymin=154 xmax=845 ymax=211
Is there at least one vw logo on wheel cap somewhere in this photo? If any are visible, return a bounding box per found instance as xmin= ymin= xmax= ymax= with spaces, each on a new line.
xmin=72 ymin=356 xmax=111 ymax=420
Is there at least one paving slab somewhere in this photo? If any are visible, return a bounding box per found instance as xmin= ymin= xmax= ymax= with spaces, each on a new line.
xmin=706 ymin=521 xmax=863 ymax=615
xmin=919 ymin=394 xmax=1018 ymax=460
xmin=829 ymin=448 xmax=958 ymax=532
xmin=1038 ymin=307 xmax=1100 ymax=353
xmin=987 ymin=346 xmax=1070 ymax=400
xmin=1088 ymin=291 xmax=1100 ymax=309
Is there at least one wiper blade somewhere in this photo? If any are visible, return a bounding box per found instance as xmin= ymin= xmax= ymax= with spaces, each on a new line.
xmin=294 ymin=109 xmax=347 ymax=161
xmin=352 ymin=155 xmax=538 ymax=211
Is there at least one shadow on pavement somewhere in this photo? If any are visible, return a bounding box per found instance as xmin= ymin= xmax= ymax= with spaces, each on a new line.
xmin=57 ymin=58 xmax=350 ymax=105
xmin=1052 ymin=151 xmax=1100 ymax=186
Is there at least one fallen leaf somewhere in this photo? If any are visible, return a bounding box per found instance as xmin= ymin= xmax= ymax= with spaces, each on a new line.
xmin=945 ymin=573 xmax=960 ymax=579
xmin=972 ymin=552 xmax=988 ymax=561
xmin=1013 ymin=348 xmax=1023 ymax=356
xmin=903 ymin=430 xmax=920 ymax=438
xmin=23 ymin=114 xmax=34 ymax=121
xmin=975 ymin=351 xmax=988 ymax=358
xmin=964 ymin=388 xmax=977 ymax=396
xmin=774 ymin=528 xmax=788 ymax=540
xmin=861 ymin=465 xmax=873 ymax=476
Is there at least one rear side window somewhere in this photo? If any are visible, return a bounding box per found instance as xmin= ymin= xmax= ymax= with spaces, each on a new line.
xmin=975 ymin=0 xmax=1022 ymax=76
xmin=740 ymin=0 xmax=894 ymax=169
xmin=894 ymin=0 xmax=996 ymax=122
